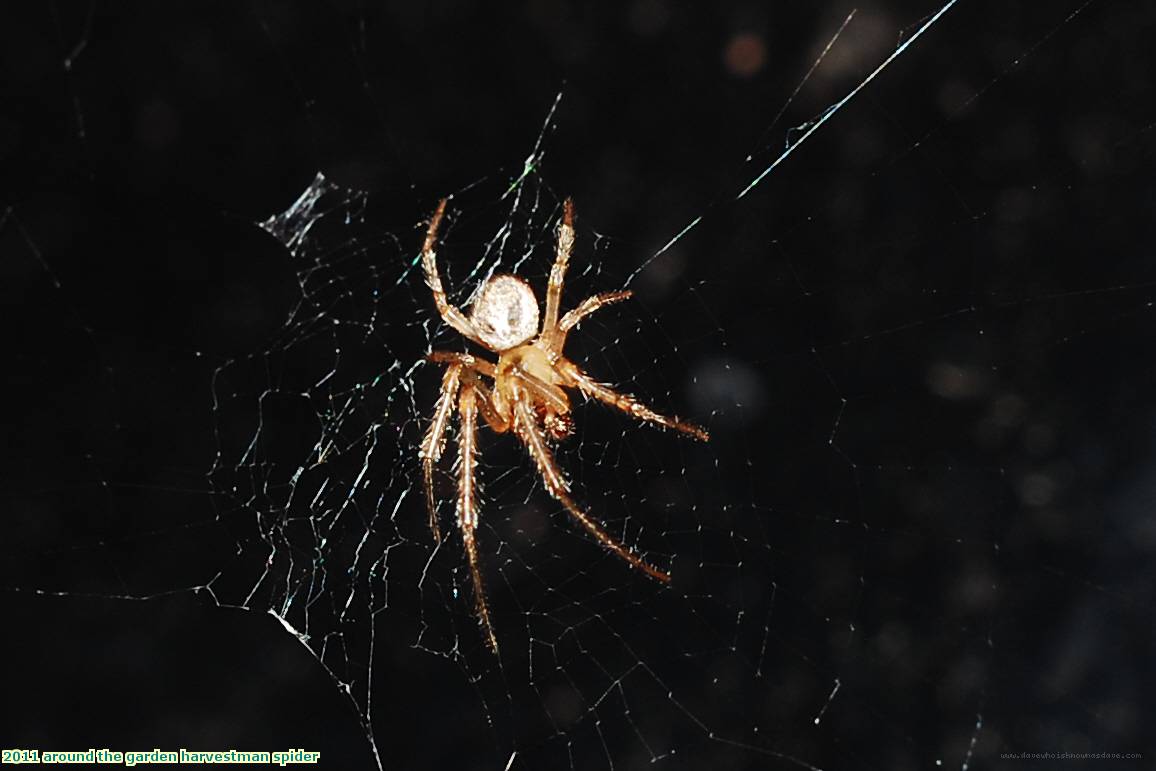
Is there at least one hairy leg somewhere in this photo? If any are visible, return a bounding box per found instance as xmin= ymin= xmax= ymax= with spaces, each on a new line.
xmin=550 ymin=290 xmax=633 ymax=355
xmin=540 ymin=198 xmax=575 ymax=350
xmin=421 ymin=199 xmax=485 ymax=345
xmin=557 ymin=359 xmax=710 ymax=442
xmin=428 ymin=350 xmax=497 ymax=378
xmin=511 ymin=391 xmax=671 ymax=584
xmin=509 ymin=367 xmax=570 ymax=415
xmin=457 ymin=382 xmax=500 ymax=652
xmin=419 ymin=362 xmax=463 ymax=542
xmin=428 ymin=352 xmax=509 ymax=432
xmin=469 ymin=377 xmax=510 ymax=434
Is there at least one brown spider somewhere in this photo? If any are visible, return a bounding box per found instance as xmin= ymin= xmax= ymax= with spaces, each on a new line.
xmin=419 ymin=198 xmax=709 ymax=652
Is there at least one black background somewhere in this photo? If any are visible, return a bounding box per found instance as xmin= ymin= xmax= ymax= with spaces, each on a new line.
xmin=3 ymin=1 xmax=1155 ymax=770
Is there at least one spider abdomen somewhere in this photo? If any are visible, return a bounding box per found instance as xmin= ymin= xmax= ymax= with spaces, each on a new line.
xmin=470 ymin=274 xmax=539 ymax=351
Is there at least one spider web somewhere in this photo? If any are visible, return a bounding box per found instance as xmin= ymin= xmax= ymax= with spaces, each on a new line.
xmin=208 ymin=164 xmax=743 ymax=768
xmin=3 ymin=1 xmax=1155 ymax=769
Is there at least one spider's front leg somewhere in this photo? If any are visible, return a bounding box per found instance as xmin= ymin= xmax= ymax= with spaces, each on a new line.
xmin=540 ymin=198 xmax=576 ymax=351
xmin=421 ymin=199 xmax=487 ymax=347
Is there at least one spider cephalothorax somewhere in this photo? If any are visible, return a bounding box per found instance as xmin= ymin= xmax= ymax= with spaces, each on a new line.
xmin=419 ymin=198 xmax=709 ymax=652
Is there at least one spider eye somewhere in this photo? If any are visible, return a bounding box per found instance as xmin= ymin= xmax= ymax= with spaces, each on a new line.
xmin=470 ymin=275 xmax=540 ymax=351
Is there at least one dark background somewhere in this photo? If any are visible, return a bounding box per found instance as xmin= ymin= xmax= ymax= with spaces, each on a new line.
xmin=3 ymin=1 xmax=1155 ymax=770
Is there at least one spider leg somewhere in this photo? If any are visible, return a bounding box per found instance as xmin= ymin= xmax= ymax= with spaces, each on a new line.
xmin=428 ymin=350 xmax=496 ymax=378
xmin=509 ymin=367 xmax=570 ymax=415
xmin=428 ymin=352 xmax=508 ymax=432
xmin=540 ymin=198 xmax=576 ymax=350
xmin=470 ymin=378 xmax=510 ymax=434
xmin=511 ymin=390 xmax=671 ymax=584
xmin=457 ymin=381 xmax=500 ymax=652
xmin=557 ymin=359 xmax=710 ymax=442
xmin=420 ymin=362 xmax=463 ymax=542
xmin=422 ymin=199 xmax=487 ymax=346
xmin=550 ymin=290 xmax=633 ymax=355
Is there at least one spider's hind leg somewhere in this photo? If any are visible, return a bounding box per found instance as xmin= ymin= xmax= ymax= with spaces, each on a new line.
xmin=456 ymin=381 xmax=500 ymax=653
xmin=557 ymin=359 xmax=709 ymax=442
xmin=512 ymin=392 xmax=671 ymax=584
xmin=420 ymin=362 xmax=464 ymax=542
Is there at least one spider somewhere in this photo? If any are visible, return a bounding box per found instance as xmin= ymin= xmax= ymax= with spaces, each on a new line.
xmin=419 ymin=197 xmax=709 ymax=652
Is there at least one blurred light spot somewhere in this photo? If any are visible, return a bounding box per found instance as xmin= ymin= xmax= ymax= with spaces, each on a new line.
xmin=842 ymin=125 xmax=884 ymax=168
xmin=809 ymin=12 xmax=892 ymax=83
xmin=936 ymin=78 xmax=977 ymax=117
xmin=1023 ymin=422 xmax=1057 ymax=456
xmin=954 ymin=567 xmax=996 ymax=611
xmin=635 ymin=249 xmax=686 ymax=302
xmin=996 ymin=186 xmax=1033 ymax=224
xmin=1064 ymin=116 xmax=1118 ymax=173
xmin=724 ymin=32 xmax=766 ymax=77
xmin=136 ymin=100 xmax=180 ymax=149
xmin=991 ymin=393 xmax=1025 ymax=427
xmin=629 ymin=0 xmax=669 ymax=37
xmin=926 ymin=361 xmax=987 ymax=400
xmin=546 ymin=684 xmax=584 ymax=727
xmin=688 ymin=357 xmax=766 ymax=427
xmin=940 ymin=654 xmax=985 ymax=705
xmin=1129 ymin=506 xmax=1156 ymax=549
xmin=1019 ymin=471 xmax=1056 ymax=506
xmin=644 ymin=475 xmax=691 ymax=510
xmin=999 ymin=120 xmax=1039 ymax=165
xmin=1095 ymin=700 xmax=1137 ymax=739
xmin=507 ymin=503 xmax=548 ymax=545
xmin=874 ymin=622 xmax=910 ymax=660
